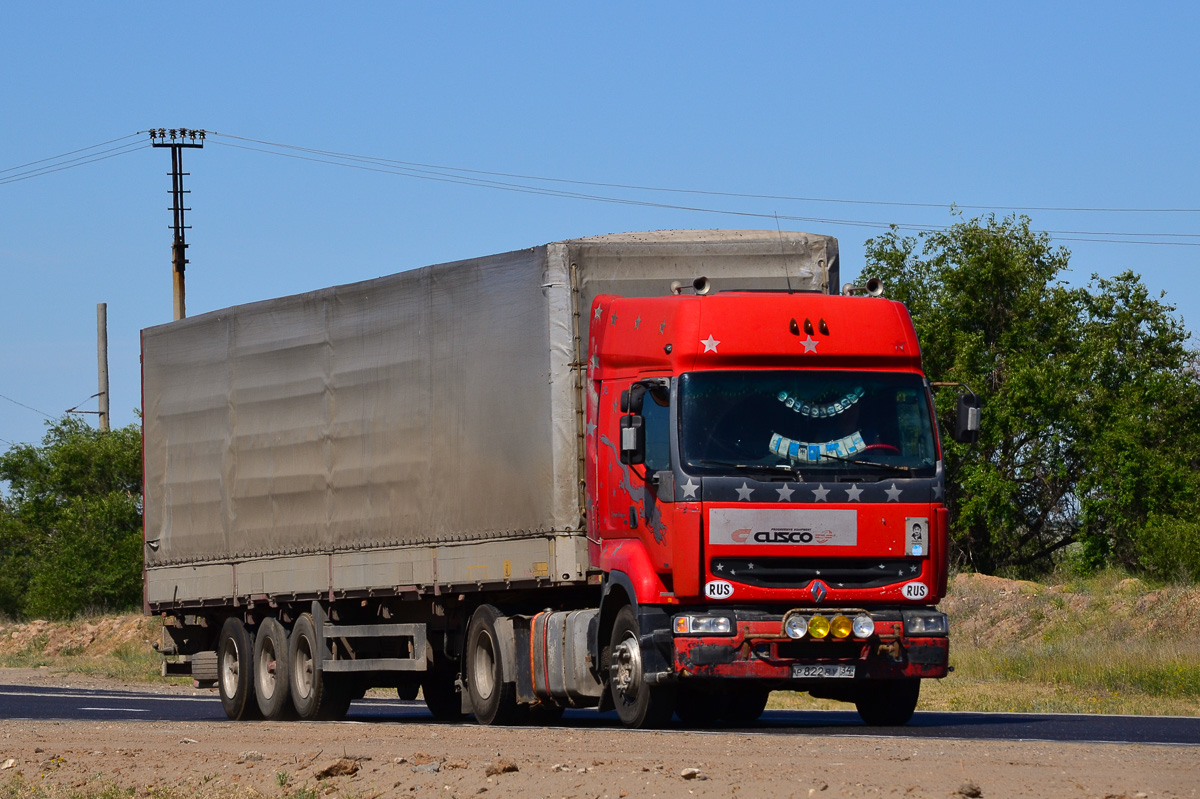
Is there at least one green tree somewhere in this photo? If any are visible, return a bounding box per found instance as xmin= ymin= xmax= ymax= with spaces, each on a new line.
xmin=0 ymin=416 xmax=143 ymax=618
xmin=861 ymin=215 xmax=1200 ymax=578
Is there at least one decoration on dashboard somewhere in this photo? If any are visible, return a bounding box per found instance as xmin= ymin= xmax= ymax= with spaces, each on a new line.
xmin=776 ymin=386 xmax=864 ymax=418
xmin=769 ymin=431 xmax=867 ymax=464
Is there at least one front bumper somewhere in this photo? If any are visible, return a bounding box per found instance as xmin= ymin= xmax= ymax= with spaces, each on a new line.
xmin=671 ymin=614 xmax=949 ymax=682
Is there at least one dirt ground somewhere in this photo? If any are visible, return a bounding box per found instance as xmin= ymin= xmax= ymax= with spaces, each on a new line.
xmin=2 ymin=669 xmax=1197 ymax=799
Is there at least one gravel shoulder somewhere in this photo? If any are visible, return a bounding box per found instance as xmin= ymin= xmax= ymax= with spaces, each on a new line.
xmin=2 ymin=668 xmax=1196 ymax=799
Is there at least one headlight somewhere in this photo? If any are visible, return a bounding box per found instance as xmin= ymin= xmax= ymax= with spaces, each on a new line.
xmin=782 ymin=612 xmax=808 ymax=639
xmin=830 ymin=615 xmax=853 ymax=639
xmin=673 ymin=615 xmax=733 ymax=635
xmin=852 ymin=614 xmax=875 ymax=638
xmin=808 ymin=615 xmax=830 ymax=639
xmin=902 ymin=609 xmax=948 ymax=636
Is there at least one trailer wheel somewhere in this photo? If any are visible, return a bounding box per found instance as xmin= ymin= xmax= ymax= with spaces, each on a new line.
xmin=288 ymin=613 xmax=349 ymax=720
xmin=217 ymin=618 xmax=261 ymax=720
xmin=855 ymin=678 xmax=920 ymax=726
xmin=253 ymin=618 xmax=292 ymax=719
xmin=608 ymin=605 xmax=676 ymax=728
xmin=464 ymin=604 xmax=519 ymax=725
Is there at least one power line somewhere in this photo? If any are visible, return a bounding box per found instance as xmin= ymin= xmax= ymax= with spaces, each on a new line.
xmin=207 ymin=135 xmax=1200 ymax=247
xmin=0 ymin=137 xmax=148 ymax=187
xmin=211 ymin=132 xmax=1200 ymax=216
xmin=0 ymin=133 xmax=141 ymax=176
xmin=0 ymin=392 xmax=53 ymax=419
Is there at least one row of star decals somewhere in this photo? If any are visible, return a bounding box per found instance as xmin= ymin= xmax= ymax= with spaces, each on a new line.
xmin=593 ymin=305 xmax=668 ymax=335
xmin=712 ymin=561 xmax=922 ymax=584
xmin=682 ymin=480 xmax=908 ymax=502
xmin=701 ymin=334 xmax=819 ymax=354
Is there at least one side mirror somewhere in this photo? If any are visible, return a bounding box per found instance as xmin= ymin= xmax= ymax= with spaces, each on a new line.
xmin=619 ymin=414 xmax=645 ymax=465
xmin=620 ymin=384 xmax=647 ymax=414
xmin=953 ymin=394 xmax=982 ymax=444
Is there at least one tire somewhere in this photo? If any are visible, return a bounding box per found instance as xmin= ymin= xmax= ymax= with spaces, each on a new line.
xmin=608 ymin=605 xmax=676 ymax=728
xmin=855 ymin=679 xmax=921 ymax=726
xmin=674 ymin=684 xmax=727 ymax=727
xmin=721 ymin=684 xmax=770 ymax=725
xmin=217 ymin=618 xmax=261 ymax=721
xmin=396 ymin=679 xmax=421 ymax=701
xmin=464 ymin=605 xmax=520 ymax=725
xmin=421 ymin=660 xmax=464 ymax=721
xmin=288 ymin=612 xmax=349 ymax=720
xmin=253 ymin=618 xmax=292 ymax=719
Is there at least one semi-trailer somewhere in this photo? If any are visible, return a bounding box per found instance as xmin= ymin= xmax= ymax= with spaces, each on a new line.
xmin=144 ymin=229 xmax=975 ymax=727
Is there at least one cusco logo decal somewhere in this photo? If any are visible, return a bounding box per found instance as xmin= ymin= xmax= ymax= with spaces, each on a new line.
xmin=709 ymin=509 xmax=857 ymax=546
xmin=705 ymin=580 xmax=734 ymax=599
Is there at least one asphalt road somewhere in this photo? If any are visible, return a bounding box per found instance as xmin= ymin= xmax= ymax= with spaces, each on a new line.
xmin=2 ymin=683 xmax=1197 ymax=746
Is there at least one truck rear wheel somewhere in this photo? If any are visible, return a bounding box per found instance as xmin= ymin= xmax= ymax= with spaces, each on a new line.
xmin=253 ymin=618 xmax=292 ymax=719
xmin=855 ymin=678 xmax=920 ymax=726
xmin=609 ymin=605 xmax=676 ymax=728
xmin=464 ymin=604 xmax=519 ymax=725
xmin=288 ymin=613 xmax=350 ymax=720
xmin=217 ymin=618 xmax=261 ymax=720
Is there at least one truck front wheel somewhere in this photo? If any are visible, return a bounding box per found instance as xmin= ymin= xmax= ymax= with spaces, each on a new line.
xmin=608 ymin=605 xmax=676 ymax=728
xmin=464 ymin=604 xmax=519 ymax=725
xmin=217 ymin=618 xmax=261 ymax=720
xmin=855 ymin=678 xmax=920 ymax=726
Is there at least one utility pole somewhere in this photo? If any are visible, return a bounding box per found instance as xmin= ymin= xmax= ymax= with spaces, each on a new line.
xmin=150 ymin=128 xmax=204 ymax=320
xmin=97 ymin=303 xmax=109 ymax=432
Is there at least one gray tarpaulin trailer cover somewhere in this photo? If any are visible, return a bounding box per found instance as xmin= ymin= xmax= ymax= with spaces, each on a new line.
xmin=142 ymin=229 xmax=838 ymax=608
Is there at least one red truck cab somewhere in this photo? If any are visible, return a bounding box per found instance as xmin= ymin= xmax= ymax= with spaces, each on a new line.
xmin=586 ymin=288 xmax=955 ymax=727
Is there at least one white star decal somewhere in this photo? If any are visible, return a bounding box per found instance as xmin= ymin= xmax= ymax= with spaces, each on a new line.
xmin=681 ymin=478 xmax=699 ymax=500
xmin=932 ymin=481 xmax=943 ymax=499
xmin=776 ymin=484 xmax=794 ymax=502
xmin=885 ymin=483 xmax=903 ymax=502
xmin=736 ymin=482 xmax=754 ymax=501
xmin=800 ymin=336 xmax=818 ymax=353
xmin=594 ymin=306 xmax=603 ymax=320
xmin=845 ymin=483 xmax=863 ymax=502
xmin=812 ymin=484 xmax=830 ymax=502
xmin=634 ymin=315 xmax=642 ymax=329
xmin=702 ymin=334 xmax=720 ymax=353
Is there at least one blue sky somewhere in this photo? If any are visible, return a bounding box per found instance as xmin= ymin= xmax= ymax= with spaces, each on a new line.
xmin=2 ymin=3 xmax=1198 ymax=447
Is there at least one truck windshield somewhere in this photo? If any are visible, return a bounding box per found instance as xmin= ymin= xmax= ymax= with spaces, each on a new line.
xmin=678 ymin=370 xmax=937 ymax=477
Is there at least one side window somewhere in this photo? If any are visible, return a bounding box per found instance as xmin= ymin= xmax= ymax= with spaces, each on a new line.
xmin=642 ymin=387 xmax=670 ymax=472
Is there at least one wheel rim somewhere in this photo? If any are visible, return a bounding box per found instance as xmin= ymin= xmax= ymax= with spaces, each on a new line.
xmin=258 ymin=637 xmax=277 ymax=700
xmin=610 ymin=632 xmax=643 ymax=703
xmin=293 ymin=636 xmax=314 ymax=700
xmin=220 ymin=638 xmax=240 ymax=698
xmin=472 ymin=630 xmax=496 ymax=701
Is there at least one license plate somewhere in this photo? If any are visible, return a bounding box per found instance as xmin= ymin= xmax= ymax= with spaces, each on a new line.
xmin=792 ymin=664 xmax=856 ymax=679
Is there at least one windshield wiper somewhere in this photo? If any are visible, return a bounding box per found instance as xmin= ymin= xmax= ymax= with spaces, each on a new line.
xmin=815 ymin=453 xmax=915 ymax=473
xmin=692 ymin=459 xmax=800 ymax=479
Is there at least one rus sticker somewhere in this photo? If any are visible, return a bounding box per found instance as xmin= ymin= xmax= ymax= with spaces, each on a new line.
xmin=705 ymin=580 xmax=734 ymax=599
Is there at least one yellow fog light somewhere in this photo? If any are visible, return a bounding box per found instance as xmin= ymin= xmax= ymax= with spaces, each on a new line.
xmin=831 ymin=615 xmax=853 ymax=639
xmin=808 ymin=615 xmax=830 ymax=639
